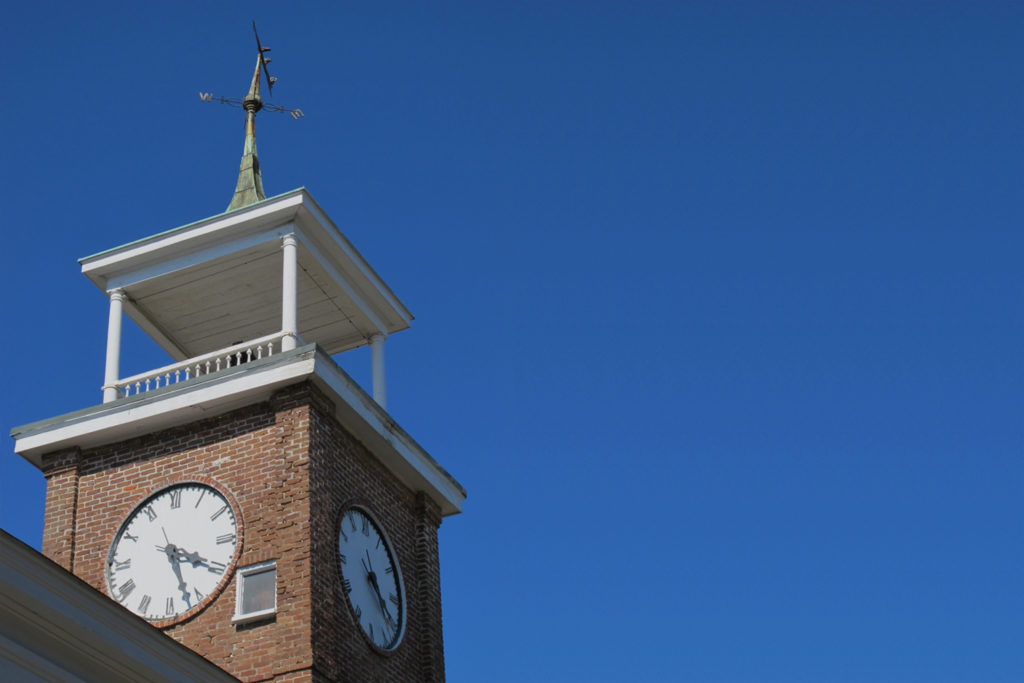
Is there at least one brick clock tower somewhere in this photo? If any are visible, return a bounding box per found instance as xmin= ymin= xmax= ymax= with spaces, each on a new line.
xmin=10 ymin=31 xmax=464 ymax=683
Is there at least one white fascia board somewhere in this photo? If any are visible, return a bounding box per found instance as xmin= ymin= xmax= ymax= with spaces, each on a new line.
xmin=78 ymin=189 xmax=412 ymax=335
xmin=80 ymin=192 xmax=306 ymax=291
xmin=87 ymin=223 xmax=291 ymax=361
xmin=13 ymin=356 xmax=317 ymax=464
xmin=1 ymin=532 xmax=238 ymax=682
xmin=295 ymin=225 xmax=388 ymax=335
xmin=300 ymin=193 xmax=413 ymax=327
xmin=104 ymin=225 xmax=292 ymax=292
xmin=307 ymin=352 xmax=464 ymax=516
xmin=13 ymin=346 xmax=464 ymax=517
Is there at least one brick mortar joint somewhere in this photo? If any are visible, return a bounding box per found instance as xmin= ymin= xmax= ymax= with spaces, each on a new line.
xmin=415 ymin=492 xmax=443 ymax=528
xmin=41 ymin=447 xmax=83 ymax=475
xmin=43 ymin=464 xmax=79 ymax=479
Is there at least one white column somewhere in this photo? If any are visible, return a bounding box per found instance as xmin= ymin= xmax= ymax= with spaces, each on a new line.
xmin=101 ymin=289 xmax=125 ymax=403
xmin=370 ymin=333 xmax=387 ymax=409
xmin=281 ymin=233 xmax=298 ymax=351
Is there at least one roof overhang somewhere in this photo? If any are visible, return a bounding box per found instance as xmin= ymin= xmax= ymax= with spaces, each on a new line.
xmin=10 ymin=345 xmax=464 ymax=517
xmin=0 ymin=531 xmax=238 ymax=682
xmin=79 ymin=189 xmax=413 ymax=361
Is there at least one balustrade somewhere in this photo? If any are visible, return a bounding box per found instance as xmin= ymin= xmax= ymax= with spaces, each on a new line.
xmin=114 ymin=333 xmax=286 ymax=399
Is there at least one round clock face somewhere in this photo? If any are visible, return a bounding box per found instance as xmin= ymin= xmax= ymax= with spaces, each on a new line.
xmin=337 ymin=504 xmax=405 ymax=651
xmin=106 ymin=482 xmax=240 ymax=624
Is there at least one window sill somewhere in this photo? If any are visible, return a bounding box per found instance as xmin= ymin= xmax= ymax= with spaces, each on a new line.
xmin=231 ymin=608 xmax=276 ymax=625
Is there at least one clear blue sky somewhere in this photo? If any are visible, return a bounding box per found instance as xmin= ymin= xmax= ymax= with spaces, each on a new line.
xmin=2 ymin=2 xmax=1022 ymax=681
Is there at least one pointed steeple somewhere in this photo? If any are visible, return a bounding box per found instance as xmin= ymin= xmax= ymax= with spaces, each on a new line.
xmin=227 ymin=55 xmax=267 ymax=211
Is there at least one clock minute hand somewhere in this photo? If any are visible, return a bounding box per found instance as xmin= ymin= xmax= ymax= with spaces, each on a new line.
xmin=162 ymin=543 xmax=191 ymax=604
xmin=367 ymin=571 xmax=394 ymax=624
xmin=363 ymin=550 xmax=395 ymax=628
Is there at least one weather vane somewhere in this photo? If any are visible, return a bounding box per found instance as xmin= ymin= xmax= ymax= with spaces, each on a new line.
xmin=199 ymin=22 xmax=304 ymax=119
xmin=201 ymin=22 xmax=304 ymax=211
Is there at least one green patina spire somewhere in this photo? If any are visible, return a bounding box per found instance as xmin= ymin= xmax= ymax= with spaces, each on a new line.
xmin=227 ymin=54 xmax=267 ymax=211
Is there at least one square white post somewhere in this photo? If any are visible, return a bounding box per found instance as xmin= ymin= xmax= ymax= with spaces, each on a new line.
xmin=370 ymin=333 xmax=386 ymax=409
xmin=101 ymin=289 xmax=125 ymax=403
xmin=281 ymin=233 xmax=298 ymax=351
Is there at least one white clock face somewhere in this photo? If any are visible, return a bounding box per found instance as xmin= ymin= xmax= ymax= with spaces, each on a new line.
xmin=338 ymin=505 xmax=405 ymax=651
xmin=106 ymin=482 xmax=240 ymax=623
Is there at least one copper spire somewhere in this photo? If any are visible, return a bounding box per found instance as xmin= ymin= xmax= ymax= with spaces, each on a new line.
xmin=227 ymin=23 xmax=275 ymax=211
xmin=227 ymin=55 xmax=267 ymax=211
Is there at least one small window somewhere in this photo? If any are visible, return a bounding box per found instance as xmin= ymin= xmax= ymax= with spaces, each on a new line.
xmin=233 ymin=561 xmax=277 ymax=624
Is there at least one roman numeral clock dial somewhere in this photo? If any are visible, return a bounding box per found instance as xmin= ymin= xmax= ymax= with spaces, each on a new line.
xmin=337 ymin=504 xmax=405 ymax=652
xmin=105 ymin=482 xmax=241 ymax=625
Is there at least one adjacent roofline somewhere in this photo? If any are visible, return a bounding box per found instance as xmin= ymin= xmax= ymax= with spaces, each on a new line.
xmin=0 ymin=530 xmax=239 ymax=682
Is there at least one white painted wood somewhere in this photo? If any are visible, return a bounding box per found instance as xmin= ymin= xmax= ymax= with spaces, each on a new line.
xmin=232 ymin=560 xmax=277 ymax=624
xmin=81 ymin=193 xmax=307 ymax=278
xmin=281 ymin=233 xmax=298 ymax=351
xmin=13 ymin=347 xmax=465 ymax=516
xmin=0 ymin=532 xmax=238 ymax=682
xmin=102 ymin=290 xmax=125 ymax=403
xmin=370 ymin=333 xmax=386 ymax=408
xmin=15 ymin=357 xmax=320 ymax=460
xmin=121 ymin=300 xmax=189 ymax=362
xmin=310 ymin=353 xmax=465 ymax=515
xmin=297 ymin=229 xmax=387 ymax=335
xmin=301 ymin=197 xmax=413 ymax=325
xmin=105 ymin=226 xmax=291 ymax=292
xmin=79 ymin=189 xmax=413 ymax=360
xmin=116 ymin=332 xmax=286 ymax=398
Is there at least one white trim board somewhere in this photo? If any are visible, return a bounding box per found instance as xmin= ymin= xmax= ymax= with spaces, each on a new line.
xmin=79 ymin=189 xmax=414 ymax=360
xmin=11 ymin=345 xmax=465 ymax=517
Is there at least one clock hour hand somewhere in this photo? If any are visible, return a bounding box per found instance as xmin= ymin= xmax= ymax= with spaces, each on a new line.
xmin=160 ymin=529 xmax=209 ymax=566
xmin=176 ymin=547 xmax=210 ymax=567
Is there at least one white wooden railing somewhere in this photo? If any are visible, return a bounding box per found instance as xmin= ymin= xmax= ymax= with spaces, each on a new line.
xmin=114 ymin=332 xmax=288 ymax=399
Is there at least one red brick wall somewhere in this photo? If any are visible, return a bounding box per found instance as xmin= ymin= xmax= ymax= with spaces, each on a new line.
xmin=307 ymin=388 xmax=446 ymax=682
xmin=37 ymin=381 xmax=445 ymax=683
xmin=413 ymin=492 xmax=445 ymax=682
xmin=41 ymin=447 xmax=83 ymax=572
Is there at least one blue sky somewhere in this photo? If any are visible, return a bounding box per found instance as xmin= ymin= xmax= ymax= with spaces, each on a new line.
xmin=2 ymin=2 xmax=1022 ymax=681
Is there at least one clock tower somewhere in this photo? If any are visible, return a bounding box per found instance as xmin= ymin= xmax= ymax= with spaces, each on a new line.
xmin=10 ymin=30 xmax=464 ymax=683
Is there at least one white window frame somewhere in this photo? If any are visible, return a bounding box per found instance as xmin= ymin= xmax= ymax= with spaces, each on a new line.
xmin=232 ymin=560 xmax=277 ymax=624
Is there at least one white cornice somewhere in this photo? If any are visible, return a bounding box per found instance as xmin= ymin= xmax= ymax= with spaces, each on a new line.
xmin=77 ymin=189 xmax=413 ymax=360
xmin=10 ymin=346 xmax=465 ymax=517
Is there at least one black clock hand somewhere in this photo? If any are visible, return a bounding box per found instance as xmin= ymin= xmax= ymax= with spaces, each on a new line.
xmin=161 ymin=543 xmax=191 ymax=605
xmin=362 ymin=551 xmax=383 ymax=608
xmin=362 ymin=550 xmax=396 ymax=627
xmin=175 ymin=547 xmax=209 ymax=567
xmin=364 ymin=549 xmax=375 ymax=574
xmin=366 ymin=571 xmax=394 ymax=625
